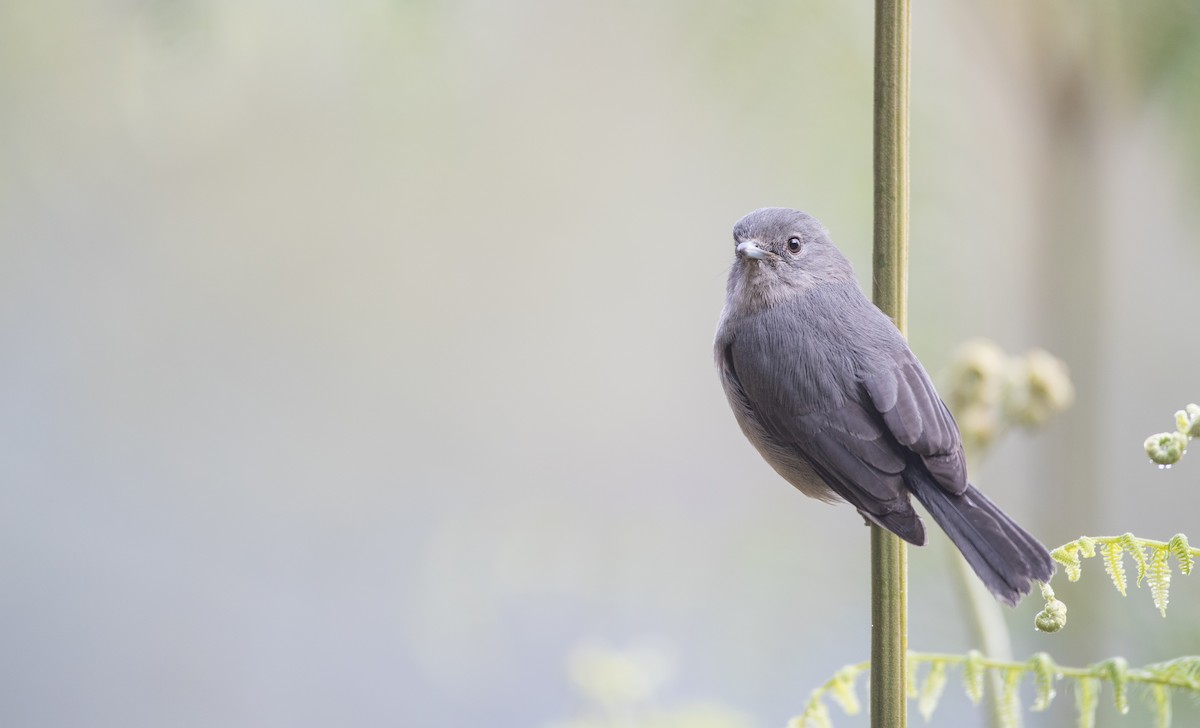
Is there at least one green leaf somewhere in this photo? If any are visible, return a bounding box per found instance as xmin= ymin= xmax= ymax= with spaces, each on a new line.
xmin=1146 ymin=683 xmax=1171 ymax=728
xmin=1000 ymin=668 xmax=1022 ymax=728
xmin=1101 ymin=658 xmax=1131 ymax=714
xmin=1148 ymin=548 xmax=1173 ymax=617
xmin=827 ymin=666 xmax=861 ymax=715
xmin=1119 ymin=533 xmax=1149 ymax=586
xmin=1075 ymin=677 xmax=1099 ymax=728
xmin=1168 ymin=533 xmax=1194 ymax=575
xmin=1078 ymin=537 xmax=1097 ymax=558
xmin=1146 ymin=655 xmax=1200 ymax=685
xmin=917 ymin=660 xmax=947 ymax=722
xmin=963 ymin=650 xmax=986 ymax=705
xmin=799 ymin=695 xmax=832 ymax=728
xmin=907 ymin=656 xmax=920 ymax=699
xmin=1052 ymin=544 xmax=1084 ymax=582
xmin=1028 ymin=653 xmax=1058 ymax=711
xmin=1102 ymin=541 xmax=1128 ymax=596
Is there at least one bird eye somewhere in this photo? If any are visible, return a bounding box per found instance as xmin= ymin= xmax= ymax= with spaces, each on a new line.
xmin=787 ymin=237 xmax=802 ymax=253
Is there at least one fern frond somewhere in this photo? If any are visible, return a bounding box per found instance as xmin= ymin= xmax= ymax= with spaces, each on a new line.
xmin=1043 ymin=533 xmax=1200 ymax=626
xmin=793 ymin=653 xmax=1200 ymax=728
xmin=1168 ymin=534 xmax=1194 ymax=575
xmin=1052 ymin=543 xmax=1084 ymax=581
xmin=789 ymin=661 xmax=867 ymax=728
xmin=797 ymin=696 xmax=831 ymax=728
xmin=963 ymin=650 xmax=986 ymax=705
xmin=1101 ymin=658 xmax=1131 ymax=715
xmin=1078 ymin=536 xmax=1097 ymax=558
xmin=1147 ymin=547 xmax=1172 ymax=617
xmin=1075 ymin=677 xmax=1099 ymax=728
xmin=1029 ymin=652 xmax=1059 ymax=711
xmin=1145 ymin=684 xmax=1171 ymax=728
xmin=1102 ymin=542 xmax=1128 ymax=596
xmin=826 ymin=665 xmax=862 ymax=715
xmin=1119 ymin=532 xmax=1149 ymax=585
xmin=917 ymin=660 xmax=947 ymax=722
xmin=999 ymin=668 xmax=1022 ymax=728
xmin=1145 ymin=656 xmax=1200 ymax=686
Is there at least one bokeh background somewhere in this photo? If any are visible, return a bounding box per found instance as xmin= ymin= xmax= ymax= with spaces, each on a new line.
xmin=3 ymin=1 xmax=1200 ymax=726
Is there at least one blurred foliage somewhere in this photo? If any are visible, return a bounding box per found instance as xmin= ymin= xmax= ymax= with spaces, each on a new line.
xmin=945 ymin=338 xmax=1074 ymax=458
xmin=547 ymin=643 xmax=756 ymax=728
xmin=792 ymin=650 xmax=1200 ymax=728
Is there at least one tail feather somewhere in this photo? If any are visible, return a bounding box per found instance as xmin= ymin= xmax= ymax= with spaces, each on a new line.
xmin=908 ymin=475 xmax=1055 ymax=606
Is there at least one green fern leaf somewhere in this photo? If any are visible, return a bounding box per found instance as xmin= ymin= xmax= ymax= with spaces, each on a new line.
xmin=1119 ymin=533 xmax=1149 ymax=585
xmin=1028 ymin=652 xmax=1058 ymax=711
xmin=1078 ymin=536 xmax=1097 ymax=558
xmin=798 ymin=695 xmax=832 ymax=728
xmin=917 ymin=660 xmax=948 ymax=722
xmin=907 ymin=656 xmax=920 ymax=699
xmin=999 ymin=668 xmax=1022 ymax=728
xmin=1052 ymin=544 xmax=1084 ymax=582
xmin=1147 ymin=655 xmax=1200 ymax=685
xmin=1146 ymin=684 xmax=1171 ymax=728
xmin=1167 ymin=533 xmax=1194 ymax=575
xmin=963 ymin=650 xmax=986 ymax=705
xmin=1102 ymin=542 xmax=1128 ymax=596
xmin=1075 ymin=677 xmax=1099 ymax=728
xmin=827 ymin=666 xmax=861 ymax=715
xmin=1148 ymin=548 xmax=1172 ymax=617
xmin=1102 ymin=658 xmax=1131 ymax=714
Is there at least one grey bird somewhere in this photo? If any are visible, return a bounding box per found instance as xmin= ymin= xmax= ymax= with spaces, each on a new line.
xmin=715 ymin=207 xmax=1054 ymax=606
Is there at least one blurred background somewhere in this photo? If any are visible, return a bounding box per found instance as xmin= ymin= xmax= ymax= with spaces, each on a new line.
xmin=3 ymin=1 xmax=1200 ymax=726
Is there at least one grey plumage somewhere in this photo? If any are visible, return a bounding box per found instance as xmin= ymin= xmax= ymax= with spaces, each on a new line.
xmin=715 ymin=207 xmax=1053 ymax=606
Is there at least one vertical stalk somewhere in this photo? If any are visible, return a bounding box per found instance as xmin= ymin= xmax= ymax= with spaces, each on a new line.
xmin=871 ymin=0 xmax=910 ymax=727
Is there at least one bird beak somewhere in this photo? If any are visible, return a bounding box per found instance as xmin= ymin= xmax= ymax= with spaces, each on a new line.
xmin=736 ymin=241 xmax=770 ymax=260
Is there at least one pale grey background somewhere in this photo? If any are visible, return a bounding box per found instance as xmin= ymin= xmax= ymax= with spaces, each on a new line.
xmin=2 ymin=1 xmax=1199 ymax=726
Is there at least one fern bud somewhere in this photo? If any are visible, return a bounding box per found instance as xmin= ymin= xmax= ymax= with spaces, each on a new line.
xmin=1145 ymin=432 xmax=1187 ymax=466
xmin=1035 ymin=597 xmax=1067 ymax=633
xmin=1005 ymin=349 xmax=1074 ymax=427
xmin=946 ymin=339 xmax=1008 ymax=452
xmin=958 ymin=406 xmax=1002 ymax=453
xmin=1167 ymin=533 xmax=1194 ymax=575
xmin=946 ymin=338 xmax=1008 ymax=412
xmin=1180 ymin=403 xmax=1200 ymax=438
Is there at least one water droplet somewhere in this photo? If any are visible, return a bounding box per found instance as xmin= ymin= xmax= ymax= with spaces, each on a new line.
xmin=1159 ymin=464 xmax=1166 ymax=470
xmin=1166 ymin=464 xmax=1173 ymax=470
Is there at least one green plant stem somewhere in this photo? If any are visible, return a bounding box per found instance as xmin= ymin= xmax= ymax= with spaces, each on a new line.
xmin=871 ymin=528 xmax=908 ymax=727
xmin=871 ymin=0 xmax=910 ymax=726
xmin=872 ymin=0 xmax=909 ymax=331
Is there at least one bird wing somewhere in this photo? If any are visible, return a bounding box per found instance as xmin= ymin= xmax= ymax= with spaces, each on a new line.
xmin=860 ymin=348 xmax=968 ymax=495
xmin=720 ymin=295 xmax=967 ymax=544
xmin=722 ymin=318 xmax=925 ymax=543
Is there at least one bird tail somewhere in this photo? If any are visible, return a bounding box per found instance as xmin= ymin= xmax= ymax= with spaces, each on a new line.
xmin=907 ymin=474 xmax=1055 ymax=606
